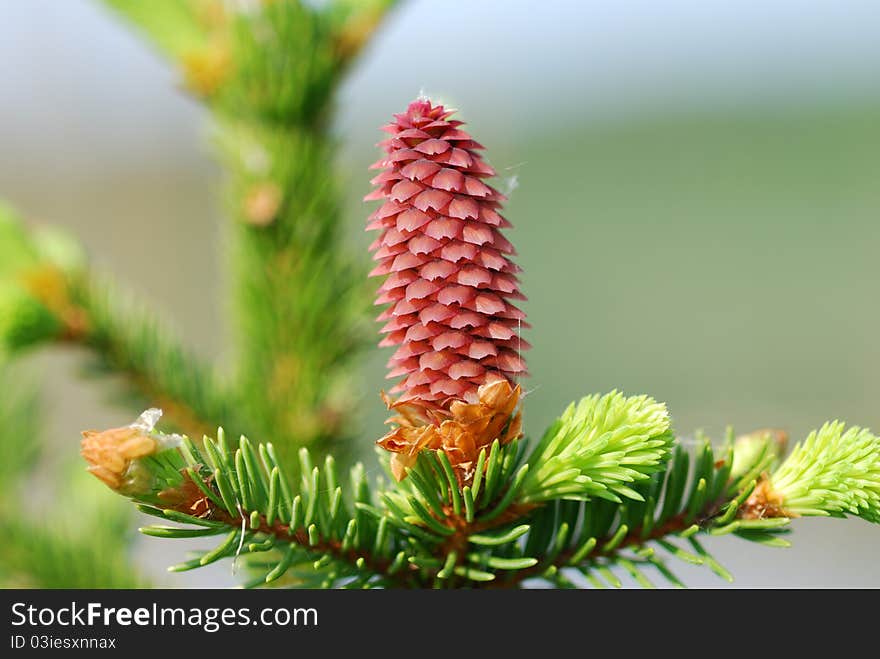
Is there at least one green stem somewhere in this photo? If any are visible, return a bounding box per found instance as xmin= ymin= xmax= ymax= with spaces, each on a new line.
xmin=218 ymin=119 xmax=369 ymax=462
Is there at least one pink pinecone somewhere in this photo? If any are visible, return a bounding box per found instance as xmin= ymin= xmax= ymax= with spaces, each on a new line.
xmin=365 ymin=98 xmax=528 ymax=405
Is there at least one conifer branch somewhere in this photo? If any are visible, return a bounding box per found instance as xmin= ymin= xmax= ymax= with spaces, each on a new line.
xmin=100 ymin=0 xmax=400 ymax=457
xmin=4 ymin=4 xmax=875 ymax=591
xmin=0 ymin=202 xmax=242 ymax=439
xmin=211 ymin=2 xmax=386 ymax=456
xmin=80 ymin=400 xmax=879 ymax=588
xmin=67 ymin=276 xmax=243 ymax=440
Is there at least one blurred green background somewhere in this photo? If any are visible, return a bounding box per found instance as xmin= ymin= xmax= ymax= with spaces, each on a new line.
xmin=1 ymin=0 xmax=878 ymax=586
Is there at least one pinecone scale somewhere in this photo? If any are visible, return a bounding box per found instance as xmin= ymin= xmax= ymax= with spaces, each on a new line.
xmin=366 ymin=98 xmax=528 ymax=405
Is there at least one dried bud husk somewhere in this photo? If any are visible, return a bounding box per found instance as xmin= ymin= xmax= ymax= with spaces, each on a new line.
xmin=378 ymin=378 xmax=522 ymax=485
xmin=158 ymin=471 xmax=214 ymax=518
xmin=739 ymin=478 xmax=791 ymax=520
xmin=80 ymin=409 xmax=177 ymax=496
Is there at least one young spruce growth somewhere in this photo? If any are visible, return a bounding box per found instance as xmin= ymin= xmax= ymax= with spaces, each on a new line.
xmin=79 ymin=97 xmax=880 ymax=589
xmin=0 ymin=1 xmax=876 ymax=589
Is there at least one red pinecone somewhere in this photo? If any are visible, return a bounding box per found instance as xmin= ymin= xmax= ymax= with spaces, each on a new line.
xmin=365 ymin=98 xmax=528 ymax=406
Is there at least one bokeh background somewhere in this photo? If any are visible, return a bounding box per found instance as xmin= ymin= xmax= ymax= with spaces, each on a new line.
xmin=1 ymin=0 xmax=878 ymax=586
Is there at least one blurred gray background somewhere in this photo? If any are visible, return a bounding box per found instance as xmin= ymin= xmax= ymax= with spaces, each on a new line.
xmin=1 ymin=0 xmax=878 ymax=587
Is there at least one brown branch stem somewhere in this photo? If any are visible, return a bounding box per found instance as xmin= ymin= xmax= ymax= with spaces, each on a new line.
xmin=161 ymin=458 xmax=753 ymax=588
xmin=164 ymin=473 xmax=540 ymax=588
xmin=208 ymin=507 xmax=415 ymax=587
xmin=490 ymin=498 xmax=730 ymax=588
